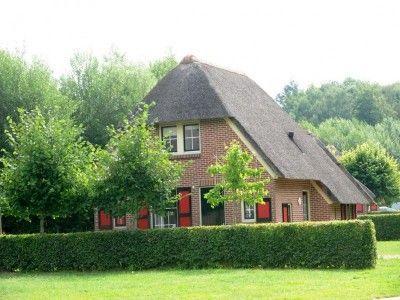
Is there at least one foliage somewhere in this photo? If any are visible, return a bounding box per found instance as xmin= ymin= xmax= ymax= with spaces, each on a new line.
xmin=302 ymin=118 xmax=373 ymax=152
xmin=149 ymin=54 xmax=177 ymax=81
xmin=60 ymin=52 xmax=176 ymax=146
xmin=0 ymin=50 xmax=73 ymax=152
xmin=93 ymin=104 xmax=184 ymax=217
xmin=358 ymin=213 xmax=400 ymax=241
xmin=304 ymin=117 xmax=400 ymax=162
xmin=278 ymin=78 xmax=396 ymax=125
xmin=0 ymin=220 xmax=376 ymax=271
xmin=373 ymin=118 xmax=400 ymax=161
xmin=2 ymin=213 xmax=93 ymax=235
xmin=205 ymin=142 xmax=269 ymax=209
xmin=0 ymin=109 xmax=96 ymax=232
xmin=340 ymin=143 xmax=400 ymax=205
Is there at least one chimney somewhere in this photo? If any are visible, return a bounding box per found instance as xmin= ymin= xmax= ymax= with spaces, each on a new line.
xmin=180 ymin=54 xmax=198 ymax=64
xmin=288 ymin=131 xmax=294 ymax=139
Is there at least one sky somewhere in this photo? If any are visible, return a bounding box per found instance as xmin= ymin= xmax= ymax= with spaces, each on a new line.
xmin=1 ymin=0 xmax=400 ymax=97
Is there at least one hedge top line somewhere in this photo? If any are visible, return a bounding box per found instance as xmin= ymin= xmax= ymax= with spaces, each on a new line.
xmin=0 ymin=219 xmax=373 ymax=238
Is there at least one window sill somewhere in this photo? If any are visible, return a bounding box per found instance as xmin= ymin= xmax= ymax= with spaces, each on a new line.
xmin=171 ymin=152 xmax=201 ymax=159
xmin=241 ymin=219 xmax=256 ymax=223
xmin=114 ymin=226 xmax=127 ymax=230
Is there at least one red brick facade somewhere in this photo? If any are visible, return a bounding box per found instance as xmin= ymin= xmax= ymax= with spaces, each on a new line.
xmin=95 ymin=118 xmax=344 ymax=231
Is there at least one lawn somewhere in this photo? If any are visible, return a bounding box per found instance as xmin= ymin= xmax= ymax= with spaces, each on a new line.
xmin=0 ymin=242 xmax=399 ymax=300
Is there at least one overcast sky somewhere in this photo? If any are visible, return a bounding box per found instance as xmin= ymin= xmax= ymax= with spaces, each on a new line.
xmin=1 ymin=0 xmax=400 ymax=97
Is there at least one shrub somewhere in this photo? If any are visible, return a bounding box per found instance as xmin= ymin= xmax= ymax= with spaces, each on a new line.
xmin=359 ymin=213 xmax=400 ymax=241
xmin=0 ymin=220 xmax=376 ymax=271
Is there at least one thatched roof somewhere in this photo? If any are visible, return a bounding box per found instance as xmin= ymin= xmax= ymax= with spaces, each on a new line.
xmin=144 ymin=56 xmax=373 ymax=205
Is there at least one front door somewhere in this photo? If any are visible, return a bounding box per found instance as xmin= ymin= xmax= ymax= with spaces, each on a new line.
xmin=200 ymin=187 xmax=224 ymax=226
xmin=282 ymin=203 xmax=291 ymax=222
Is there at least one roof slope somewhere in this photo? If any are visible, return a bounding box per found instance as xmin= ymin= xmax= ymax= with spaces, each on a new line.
xmin=144 ymin=58 xmax=373 ymax=205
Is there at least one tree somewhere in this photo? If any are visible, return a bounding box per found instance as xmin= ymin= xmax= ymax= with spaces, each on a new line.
xmin=0 ymin=109 xmax=96 ymax=233
xmin=205 ymin=141 xmax=269 ymax=222
xmin=94 ymin=104 xmax=184 ymax=217
xmin=0 ymin=50 xmax=72 ymax=153
xmin=373 ymin=118 xmax=400 ymax=161
xmin=0 ymin=196 xmax=9 ymax=234
xmin=149 ymin=54 xmax=177 ymax=81
xmin=301 ymin=118 xmax=373 ymax=153
xmin=60 ymin=52 xmax=177 ymax=146
xmin=276 ymin=78 xmax=396 ymax=125
xmin=340 ymin=143 xmax=400 ymax=205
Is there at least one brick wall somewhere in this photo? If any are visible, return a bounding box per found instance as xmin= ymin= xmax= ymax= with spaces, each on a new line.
xmin=94 ymin=118 xmax=341 ymax=230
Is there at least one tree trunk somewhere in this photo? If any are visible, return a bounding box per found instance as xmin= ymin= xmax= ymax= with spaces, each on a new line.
xmin=39 ymin=216 xmax=45 ymax=233
xmin=0 ymin=209 xmax=3 ymax=235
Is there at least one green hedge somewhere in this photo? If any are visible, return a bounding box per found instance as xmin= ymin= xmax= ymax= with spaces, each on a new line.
xmin=0 ymin=220 xmax=376 ymax=271
xmin=359 ymin=213 xmax=400 ymax=241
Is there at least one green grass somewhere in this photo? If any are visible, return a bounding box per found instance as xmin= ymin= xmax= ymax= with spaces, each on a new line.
xmin=377 ymin=241 xmax=400 ymax=256
xmin=0 ymin=241 xmax=399 ymax=300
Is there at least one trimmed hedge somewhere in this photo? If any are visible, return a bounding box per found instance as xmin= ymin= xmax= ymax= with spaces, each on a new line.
xmin=359 ymin=213 xmax=400 ymax=241
xmin=0 ymin=220 xmax=376 ymax=271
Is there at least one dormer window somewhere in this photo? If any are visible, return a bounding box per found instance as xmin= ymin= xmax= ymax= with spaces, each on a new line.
xmin=184 ymin=124 xmax=200 ymax=152
xmin=161 ymin=126 xmax=178 ymax=152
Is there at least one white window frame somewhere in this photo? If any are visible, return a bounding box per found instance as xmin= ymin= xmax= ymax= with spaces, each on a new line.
xmin=161 ymin=126 xmax=178 ymax=153
xmin=302 ymin=190 xmax=311 ymax=221
xmin=112 ymin=216 xmax=127 ymax=230
xmin=282 ymin=203 xmax=293 ymax=222
xmin=151 ymin=208 xmax=178 ymax=229
xmin=241 ymin=201 xmax=256 ymax=223
xmin=159 ymin=122 xmax=201 ymax=155
xmin=183 ymin=124 xmax=200 ymax=152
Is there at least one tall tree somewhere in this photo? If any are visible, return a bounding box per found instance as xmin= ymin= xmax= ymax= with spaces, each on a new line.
xmin=205 ymin=142 xmax=269 ymax=223
xmin=60 ymin=52 xmax=177 ymax=146
xmin=301 ymin=118 xmax=373 ymax=152
xmin=0 ymin=196 xmax=9 ymax=234
xmin=94 ymin=104 xmax=184 ymax=217
xmin=0 ymin=109 xmax=96 ymax=233
xmin=277 ymin=78 xmax=396 ymax=125
xmin=149 ymin=54 xmax=177 ymax=81
xmin=340 ymin=143 xmax=400 ymax=205
xmin=0 ymin=50 xmax=72 ymax=152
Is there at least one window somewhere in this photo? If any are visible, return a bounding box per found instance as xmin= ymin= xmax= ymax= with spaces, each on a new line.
xmin=152 ymin=208 xmax=178 ymax=228
xmin=242 ymin=202 xmax=256 ymax=221
xmin=184 ymin=124 xmax=200 ymax=151
xmin=161 ymin=126 xmax=177 ymax=152
xmin=302 ymin=191 xmax=310 ymax=221
xmin=114 ymin=216 xmax=126 ymax=227
xmin=341 ymin=204 xmax=356 ymax=220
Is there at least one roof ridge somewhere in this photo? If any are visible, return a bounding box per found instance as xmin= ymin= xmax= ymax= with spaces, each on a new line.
xmin=179 ymin=55 xmax=247 ymax=78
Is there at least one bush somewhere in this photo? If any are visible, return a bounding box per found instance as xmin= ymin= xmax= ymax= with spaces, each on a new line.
xmin=0 ymin=220 xmax=376 ymax=271
xmin=359 ymin=213 xmax=400 ymax=241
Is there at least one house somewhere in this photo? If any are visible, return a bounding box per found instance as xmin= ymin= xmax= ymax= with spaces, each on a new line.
xmin=94 ymin=55 xmax=374 ymax=231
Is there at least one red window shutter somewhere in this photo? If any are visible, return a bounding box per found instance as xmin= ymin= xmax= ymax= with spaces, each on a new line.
xmin=356 ymin=204 xmax=364 ymax=213
xmin=370 ymin=203 xmax=378 ymax=211
xmin=137 ymin=208 xmax=150 ymax=229
xmin=256 ymin=198 xmax=271 ymax=222
xmin=99 ymin=209 xmax=112 ymax=230
xmin=115 ymin=215 xmax=126 ymax=227
xmin=178 ymin=188 xmax=192 ymax=227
